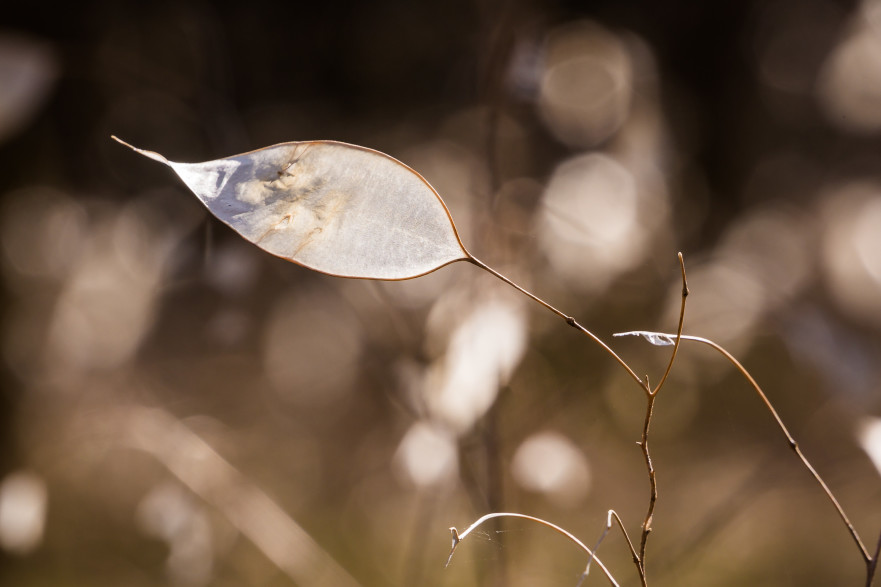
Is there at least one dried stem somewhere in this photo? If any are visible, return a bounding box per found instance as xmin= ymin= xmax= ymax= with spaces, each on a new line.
xmin=609 ymin=510 xmax=641 ymax=569
xmin=651 ymin=252 xmax=689 ymax=395
xmin=687 ymin=335 xmax=868 ymax=563
xmin=446 ymin=512 xmax=619 ymax=587
xmin=468 ymin=253 xmax=690 ymax=585
xmin=583 ymin=510 xmax=642 ymax=587
xmin=637 ymin=388 xmax=657 ymax=579
xmin=467 ymin=255 xmax=644 ymax=388
xmin=617 ymin=331 xmax=874 ymax=577
xmin=636 ymin=252 xmax=689 ymax=583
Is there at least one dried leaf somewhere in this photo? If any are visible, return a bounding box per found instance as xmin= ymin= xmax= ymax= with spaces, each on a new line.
xmin=612 ymin=330 xmax=676 ymax=346
xmin=112 ymin=137 xmax=470 ymax=280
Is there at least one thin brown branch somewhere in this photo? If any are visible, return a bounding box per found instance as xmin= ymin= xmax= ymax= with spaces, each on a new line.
xmin=637 ymin=389 xmax=658 ymax=580
xmin=651 ymin=252 xmax=689 ymax=396
xmin=611 ymin=509 xmax=641 ymax=569
xmin=583 ymin=510 xmax=643 ymax=587
xmin=636 ymin=253 xmax=689 ymax=584
xmin=447 ymin=512 xmax=620 ymax=587
xmin=619 ymin=332 xmax=872 ymax=567
xmin=467 ymin=253 xmax=691 ymax=585
xmin=467 ymin=255 xmax=645 ymax=388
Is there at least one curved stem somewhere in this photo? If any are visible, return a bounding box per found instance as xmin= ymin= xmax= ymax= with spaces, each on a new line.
xmin=651 ymin=252 xmax=688 ymax=396
xmin=467 ymin=255 xmax=644 ymax=388
xmin=585 ymin=510 xmax=644 ymax=587
xmin=638 ymin=252 xmax=688 ymax=582
xmin=447 ymin=512 xmax=619 ymax=587
xmin=610 ymin=509 xmax=640 ymax=568
xmin=470 ymin=252 xmax=690 ymax=585
xmin=619 ymin=332 xmax=871 ymax=566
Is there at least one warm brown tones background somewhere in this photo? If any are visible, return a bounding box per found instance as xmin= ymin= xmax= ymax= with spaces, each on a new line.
xmin=1 ymin=0 xmax=881 ymax=585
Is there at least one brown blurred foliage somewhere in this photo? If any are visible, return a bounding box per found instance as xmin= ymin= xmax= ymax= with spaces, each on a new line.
xmin=1 ymin=0 xmax=881 ymax=585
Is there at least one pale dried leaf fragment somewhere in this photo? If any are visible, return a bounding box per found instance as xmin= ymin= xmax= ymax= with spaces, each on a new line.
xmin=112 ymin=137 xmax=469 ymax=280
xmin=613 ymin=330 xmax=676 ymax=346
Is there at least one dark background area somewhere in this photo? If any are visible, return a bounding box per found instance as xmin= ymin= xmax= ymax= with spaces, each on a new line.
xmin=1 ymin=0 xmax=881 ymax=585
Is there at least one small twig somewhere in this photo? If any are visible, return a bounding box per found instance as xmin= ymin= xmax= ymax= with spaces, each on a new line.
xmin=464 ymin=253 xmax=690 ymax=586
xmin=651 ymin=252 xmax=689 ymax=396
xmin=467 ymin=255 xmax=644 ymax=388
xmin=111 ymin=135 xmax=170 ymax=164
xmin=636 ymin=253 xmax=689 ymax=584
xmin=615 ymin=331 xmax=873 ymax=571
xmin=446 ymin=512 xmax=619 ymax=587
xmin=637 ymin=387 xmax=657 ymax=580
xmin=582 ymin=510 xmax=641 ymax=586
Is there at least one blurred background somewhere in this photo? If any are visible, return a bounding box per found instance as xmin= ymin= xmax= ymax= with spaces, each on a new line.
xmin=2 ymin=0 xmax=881 ymax=585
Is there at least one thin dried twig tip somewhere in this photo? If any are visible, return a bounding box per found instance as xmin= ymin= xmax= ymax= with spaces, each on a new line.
xmin=109 ymin=135 xmax=170 ymax=165
xmin=678 ymin=251 xmax=689 ymax=296
xmin=110 ymin=135 xmax=133 ymax=149
xmin=445 ymin=527 xmax=460 ymax=568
